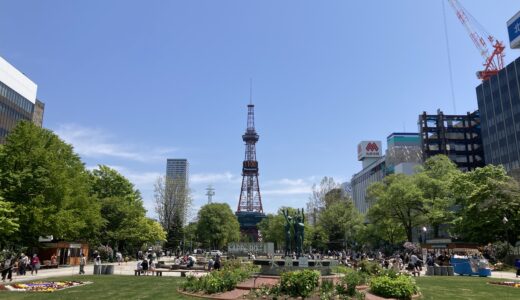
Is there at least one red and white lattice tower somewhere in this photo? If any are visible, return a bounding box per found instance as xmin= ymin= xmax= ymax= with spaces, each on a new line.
xmin=236 ymin=102 xmax=265 ymax=241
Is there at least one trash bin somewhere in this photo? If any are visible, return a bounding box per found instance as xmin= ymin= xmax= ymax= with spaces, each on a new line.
xmin=104 ymin=265 xmax=114 ymax=275
xmin=93 ymin=265 xmax=102 ymax=275
xmin=434 ymin=266 xmax=441 ymax=276
xmin=440 ymin=266 xmax=448 ymax=276
xmin=447 ymin=266 xmax=454 ymax=276
xmin=426 ymin=266 xmax=434 ymax=276
xmin=101 ymin=265 xmax=107 ymax=274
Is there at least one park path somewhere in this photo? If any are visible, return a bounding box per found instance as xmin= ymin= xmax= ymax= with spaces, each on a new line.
xmin=2 ymin=258 xmax=192 ymax=283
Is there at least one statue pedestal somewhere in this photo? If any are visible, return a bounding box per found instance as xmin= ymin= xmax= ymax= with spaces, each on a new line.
xmin=253 ymin=259 xmax=338 ymax=276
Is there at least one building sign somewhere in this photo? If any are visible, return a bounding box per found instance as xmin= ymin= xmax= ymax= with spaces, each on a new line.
xmin=508 ymin=11 xmax=520 ymax=49
xmin=357 ymin=141 xmax=382 ymax=160
xmin=228 ymin=242 xmax=274 ymax=256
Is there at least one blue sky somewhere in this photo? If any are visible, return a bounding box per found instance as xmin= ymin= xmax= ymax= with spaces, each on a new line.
xmin=1 ymin=1 xmax=519 ymax=218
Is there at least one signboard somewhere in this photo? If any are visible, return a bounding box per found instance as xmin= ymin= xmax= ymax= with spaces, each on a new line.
xmin=426 ymin=238 xmax=452 ymax=244
xmin=508 ymin=11 xmax=520 ymax=49
xmin=357 ymin=141 xmax=382 ymax=161
xmin=228 ymin=242 xmax=274 ymax=256
xmin=298 ymin=257 xmax=309 ymax=267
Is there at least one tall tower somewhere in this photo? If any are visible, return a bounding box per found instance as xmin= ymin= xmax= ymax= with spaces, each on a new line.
xmin=205 ymin=185 xmax=215 ymax=204
xmin=236 ymin=102 xmax=265 ymax=240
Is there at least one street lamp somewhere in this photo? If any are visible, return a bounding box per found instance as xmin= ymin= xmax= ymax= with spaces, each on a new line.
xmin=422 ymin=227 xmax=427 ymax=244
xmin=503 ymin=216 xmax=510 ymax=257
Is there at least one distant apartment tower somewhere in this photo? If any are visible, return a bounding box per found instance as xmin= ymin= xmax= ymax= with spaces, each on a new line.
xmin=418 ymin=110 xmax=484 ymax=171
xmin=0 ymin=56 xmax=45 ymax=144
xmin=476 ymin=56 xmax=520 ymax=178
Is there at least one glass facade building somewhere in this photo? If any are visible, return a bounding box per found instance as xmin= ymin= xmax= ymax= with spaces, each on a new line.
xmin=166 ymin=158 xmax=189 ymax=182
xmin=351 ymin=156 xmax=386 ymax=214
xmin=0 ymin=57 xmax=44 ymax=144
xmin=419 ymin=110 xmax=484 ymax=171
xmin=476 ymin=56 xmax=520 ymax=177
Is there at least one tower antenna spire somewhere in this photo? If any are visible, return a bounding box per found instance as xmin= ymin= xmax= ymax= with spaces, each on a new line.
xmin=249 ymin=78 xmax=253 ymax=105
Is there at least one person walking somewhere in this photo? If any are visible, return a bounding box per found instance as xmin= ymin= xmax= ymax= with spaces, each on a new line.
xmin=79 ymin=253 xmax=86 ymax=274
xmin=94 ymin=254 xmax=101 ymax=275
xmin=214 ymin=254 xmax=221 ymax=271
xmin=1 ymin=255 xmax=14 ymax=282
xmin=30 ymin=254 xmax=41 ymax=275
xmin=19 ymin=253 xmax=29 ymax=276
xmin=515 ymin=258 xmax=520 ymax=278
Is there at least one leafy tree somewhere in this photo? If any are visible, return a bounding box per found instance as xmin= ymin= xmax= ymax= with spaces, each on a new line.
xmin=90 ymin=165 xmax=164 ymax=253
xmin=367 ymin=174 xmax=425 ymax=242
xmin=195 ymin=203 xmax=240 ymax=249
xmin=452 ymin=165 xmax=520 ymax=246
xmin=317 ymin=200 xmax=364 ymax=250
xmin=0 ymin=196 xmax=19 ymax=248
xmin=0 ymin=121 xmax=103 ymax=246
xmin=415 ymin=155 xmax=460 ymax=237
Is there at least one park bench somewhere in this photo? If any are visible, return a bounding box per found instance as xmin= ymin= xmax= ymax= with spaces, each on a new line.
xmin=155 ymin=269 xmax=188 ymax=277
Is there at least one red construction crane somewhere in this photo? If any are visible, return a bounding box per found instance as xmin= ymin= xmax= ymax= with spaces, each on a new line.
xmin=448 ymin=0 xmax=505 ymax=81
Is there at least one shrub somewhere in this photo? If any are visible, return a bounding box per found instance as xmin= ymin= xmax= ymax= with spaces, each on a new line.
xmin=370 ymin=275 xmax=418 ymax=300
xmin=358 ymin=260 xmax=383 ymax=276
xmin=181 ymin=263 xmax=257 ymax=294
xmin=335 ymin=268 xmax=361 ymax=296
xmin=280 ymin=269 xmax=320 ymax=298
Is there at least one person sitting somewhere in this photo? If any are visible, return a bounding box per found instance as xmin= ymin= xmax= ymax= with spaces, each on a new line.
xmin=141 ymin=259 xmax=149 ymax=275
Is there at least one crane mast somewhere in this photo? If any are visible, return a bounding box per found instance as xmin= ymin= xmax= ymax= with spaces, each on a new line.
xmin=447 ymin=0 xmax=505 ymax=81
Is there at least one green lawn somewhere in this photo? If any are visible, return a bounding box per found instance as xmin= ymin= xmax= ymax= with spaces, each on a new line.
xmin=0 ymin=275 xmax=197 ymax=300
xmin=2 ymin=274 xmax=520 ymax=300
xmin=416 ymin=276 xmax=520 ymax=300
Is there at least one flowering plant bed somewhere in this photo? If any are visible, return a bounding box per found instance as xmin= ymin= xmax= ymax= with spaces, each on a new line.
xmin=488 ymin=281 xmax=520 ymax=288
xmin=0 ymin=281 xmax=92 ymax=292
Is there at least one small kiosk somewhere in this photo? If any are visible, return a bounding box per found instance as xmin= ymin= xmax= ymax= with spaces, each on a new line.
xmin=39 ymin=240 xmax=89 ymax=266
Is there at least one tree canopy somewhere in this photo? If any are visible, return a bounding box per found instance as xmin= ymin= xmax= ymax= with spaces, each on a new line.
xmin=196 ymin=203 xmax=240 ymax=249
xmin=0 ymin=121 xmax=103 ymax=247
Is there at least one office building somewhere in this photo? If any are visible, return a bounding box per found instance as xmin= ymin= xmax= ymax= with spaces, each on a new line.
xmin=386 ymin=132 xmax=422 ymax=175
xmin=165 ymin=158 xmax=189 ymax=226
xmin=166 ymin=158 xmax=189 ymax=182
xmin=351 ymin=141 xmax=385 ymax=214
xmin=418 ymin=110 xmax=484 ymax=171
xmin=0 ymin=56 xmax=45 ymax=144
xmin=476 ymin=56 xmax=520 ymax=178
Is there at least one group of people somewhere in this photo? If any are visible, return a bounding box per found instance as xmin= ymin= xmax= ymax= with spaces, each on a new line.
xmin=1 ymin=253 xmax=41 ymax=282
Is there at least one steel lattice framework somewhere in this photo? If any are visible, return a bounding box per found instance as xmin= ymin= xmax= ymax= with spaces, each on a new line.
xmin=237 ymin=103 xmax=264 ymax=213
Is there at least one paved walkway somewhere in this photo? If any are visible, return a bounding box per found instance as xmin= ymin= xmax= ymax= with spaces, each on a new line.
xmin=2 ymin=259 xmax=202 ymax=283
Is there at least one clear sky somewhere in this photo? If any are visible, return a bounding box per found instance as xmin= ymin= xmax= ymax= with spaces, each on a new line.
xmin=1 ymin=1 xmax=519 ymax=218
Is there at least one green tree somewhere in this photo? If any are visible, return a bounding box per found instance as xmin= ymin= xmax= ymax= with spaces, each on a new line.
xmin=367 ymin=174 xmax=426 ymax=242
xmin=0 ymin=121 xmax=103 ymax=247
xmin=0 ymin=196 xmax=19 ymax=248
xmin=317 ymin=200 xmax=364 ymax=250
xmin=196 ymin=203 xmax=240 ymax=249
xmin=452 ymin=165 xmax=520 ymax=245
xmin=415 ymin=155 xmax=460 ymax=237
xmin=90 ymin=165 xmax=166 ymax=253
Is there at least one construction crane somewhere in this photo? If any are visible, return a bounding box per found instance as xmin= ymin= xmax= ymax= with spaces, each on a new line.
xmin=447 ymin=0 xmax=505 ymax=81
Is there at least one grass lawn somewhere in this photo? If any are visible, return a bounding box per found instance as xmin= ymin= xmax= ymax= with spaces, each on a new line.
xmin=0 ymin=275 xmax=197 ymax=300
xmin=416 ymin=276 xmax=520 ymax=300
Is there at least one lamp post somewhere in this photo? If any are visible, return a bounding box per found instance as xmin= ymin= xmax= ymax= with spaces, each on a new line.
xmin=503 ymin=216 xmax=510 ymax=257
xmin=422 ymin=227 xmax=428 ymax=244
